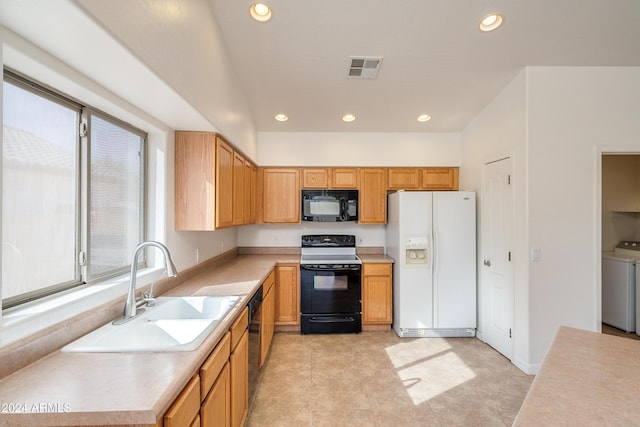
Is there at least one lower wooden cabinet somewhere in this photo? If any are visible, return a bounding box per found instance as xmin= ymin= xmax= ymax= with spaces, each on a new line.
xmin=164 ymin=375 xmax=201 ymax=427
xmin=200 ymin=332 xmax=231 ymax=427
xmin=201 ymin=363 xmax=230 ymax=427
xmin=275 ymin=264 xmax=300 ymax=325
xmin=230 ymin=320 xmax=249 ymax=427
xmin=260 ymin=270 xmax=276 ymax=366
xmin=362 ymin=263 xmax=393 ymax=325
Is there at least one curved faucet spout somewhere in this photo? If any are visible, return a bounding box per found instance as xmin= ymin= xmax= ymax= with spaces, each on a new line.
xmin=115 ymin=241 xmax=178 ymax=324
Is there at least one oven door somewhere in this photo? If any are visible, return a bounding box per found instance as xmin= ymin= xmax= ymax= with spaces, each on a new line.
xmin=300 ymin=264 xmax=361 ymax=314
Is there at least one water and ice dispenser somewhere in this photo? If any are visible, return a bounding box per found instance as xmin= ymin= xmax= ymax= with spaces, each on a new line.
xmin=404 ymin=237 xmax=429 ymax=266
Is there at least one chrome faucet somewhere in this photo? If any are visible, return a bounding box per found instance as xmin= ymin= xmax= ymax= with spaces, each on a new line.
xmin=113 ymin=241 xmax=178 ymax=325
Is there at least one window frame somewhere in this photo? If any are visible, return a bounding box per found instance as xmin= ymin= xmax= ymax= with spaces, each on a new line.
xmin=2 ymin=68 xmax=147 ymax=308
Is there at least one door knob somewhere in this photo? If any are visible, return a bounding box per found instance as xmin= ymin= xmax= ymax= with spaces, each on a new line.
xmin=483 ymin=259 xmax=491 ymax=267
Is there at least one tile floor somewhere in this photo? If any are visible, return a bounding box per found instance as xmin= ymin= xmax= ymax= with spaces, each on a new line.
xmin=247 ymin=331 xmax=534 ymax=427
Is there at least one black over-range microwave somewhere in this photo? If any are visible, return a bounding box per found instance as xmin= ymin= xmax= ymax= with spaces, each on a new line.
xmin=301 ymin=190 xmax=358 ymax=222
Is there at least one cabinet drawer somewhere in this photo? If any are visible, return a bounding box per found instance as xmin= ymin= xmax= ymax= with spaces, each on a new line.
xmin=200 ymin=332 xmax=231 ymax=400
xmin=363 ymin=263 xmax=392 ymax=276
xmin=230 ymin=306 xmax=248 ymax=351
xmin=164 ymin=375 xmax=200 ymax=427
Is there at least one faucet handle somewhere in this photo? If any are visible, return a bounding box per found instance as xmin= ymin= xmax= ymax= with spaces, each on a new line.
xmin=143 ymin=290 xmax=156 ymax=307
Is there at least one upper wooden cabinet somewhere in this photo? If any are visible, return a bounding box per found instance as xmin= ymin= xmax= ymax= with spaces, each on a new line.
xmin=175 ymin=132 xmax=215 ymax=230
xmin=260 ymin=168 xmax=300 ymax=223
xmin=359 ymin=168 xmax=387 ymax=224
xmin=422 ymin=167 xmax=459 ymax=190
xmin=301 ymin=167 xmax=359 ymax=189
xmin=387 ymin=168 xmax=421 ymax=190
xmin=216 ymin=137 xmax=235 ymax=229
xmin=174 ymin=131 xmax=256 ymax=231
xmin=331 ymin=168 xmax=358 ymax=189
xmin=302 ymin=168 xmax=330 ymax=189
xmin=232 ymin=151 xmax=245 ymax=226
xmin=387 ymin=167 xmax=459 ymax=191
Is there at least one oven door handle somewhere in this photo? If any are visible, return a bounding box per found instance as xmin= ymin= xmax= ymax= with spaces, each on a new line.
xmin=300 ymin=265 xmax=360 ymax=272
xmin=308 ymin=316 xmax=356 ymax=323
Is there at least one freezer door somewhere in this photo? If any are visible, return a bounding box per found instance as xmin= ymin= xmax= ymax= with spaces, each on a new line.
xmin=389 ymin=192 xmax=434 ymax=331
xmin=432 ymin=192 xmax=477 ymax=329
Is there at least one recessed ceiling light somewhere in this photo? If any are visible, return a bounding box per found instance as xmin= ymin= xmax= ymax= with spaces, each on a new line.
xmin=274 ymin=113 xmax=288 ymax=122
xmin=249 ymin=2 xmax=272 ymax=22
xmin=417 ymin=114 xmax=432 ymax=122
xmin=479 ymin=13 xmax=504 ymax=32
xmin=342 ymin=114 xmax=356 ymax=122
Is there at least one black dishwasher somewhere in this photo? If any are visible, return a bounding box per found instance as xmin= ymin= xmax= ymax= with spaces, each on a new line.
xmin=247 ymin=286 xmax=263 ymax=409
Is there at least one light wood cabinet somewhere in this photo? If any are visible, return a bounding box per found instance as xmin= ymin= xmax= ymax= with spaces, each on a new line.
xmin=200 ymin=333 xmax=231 ymax=427
xmin=201 ymin=362 xmax=230 ymax=427
xmin=362 ymin=263 xmax=393 ymax=325
xmin=216 ymin=137 xmax=235 ymax=229
xmin=260 ymin=168 xmax=300 ymax=223
xmin=174 ymin=132 xmax=216 ymax=230
xmin=275 ymin=264 xmax=300 ymax=325
xmin=359 ymin=168 xmax=387 ymax=224
xmin=232 ymin=152 xmax=245 ymax=226
xmin=387 ymin=168 xmax=421 ymax=190
xmin=164 ymin=375 xmax=200 ymax=427
xmin=249 ymin=165 xmax=257 ymax=223
xmin=331 ymin=168 xmax=358 ymax=189
xmin=230 ymin=329 xmax=249 ymax=427
xmin=260 ymin=270 xmax=276 ymax=366
xmin=422 ymin=167 xmax=459 ymax=190
xmin=175 ymin=131 xmax=257 ymax=231
xmin=302 ymin=168 xmax=330 ymax=188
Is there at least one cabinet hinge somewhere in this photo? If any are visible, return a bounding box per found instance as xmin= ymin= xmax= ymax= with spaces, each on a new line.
xmin=78 ymin=251 xmax=87 ymax=266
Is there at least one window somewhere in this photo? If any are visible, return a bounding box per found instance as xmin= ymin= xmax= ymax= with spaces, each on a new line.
xmin=2 ymin=70 xmax=146 ymax=308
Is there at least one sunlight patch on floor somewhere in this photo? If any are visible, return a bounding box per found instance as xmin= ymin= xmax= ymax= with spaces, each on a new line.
xmin=385 ymin=339 xmax=476 ymax=405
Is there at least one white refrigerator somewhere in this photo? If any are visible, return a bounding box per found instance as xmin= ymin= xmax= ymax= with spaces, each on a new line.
xmin=386 ymin=191 xmax=476 ymax=337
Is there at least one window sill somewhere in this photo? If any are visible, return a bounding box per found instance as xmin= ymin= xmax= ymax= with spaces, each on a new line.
xmin=0 ymin=267 xmax=166 ymax=349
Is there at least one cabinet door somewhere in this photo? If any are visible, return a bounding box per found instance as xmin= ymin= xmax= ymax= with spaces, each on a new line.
xmin=201 ymin=362 xmax=230 ymax=427
xmin=164 ymin=375 xmax=200 ymax=427
xmin=359 ymin=168 xmax=387 ymax=224
xmin=260 ymin=281 xmax=275 ymax=367
xmin=243 ymin=161 xmax=253 ymax=225
xmin=331 ymin=168 xmax=358 ymax=189
xmin=215 ymin=137 xmax=234 ymax=228
xmin=275 ymin=265 xmax=300 ymax=325
xmin=232 ymin=152 xmax=245 ymax=226
xmin=262 ymin=168 xmax=300 ymax=223
xmin=249 ymin=165 xmax=257 ymax=224
xmin=230 ymin=330 xmax=249 ymax=427
xmin=302 ymin=168 xmax=330 ymax=188
xmin=362 ymin=263 xmax=393 ymax=324
xmin=175 ymin=132 xmax=215 ymax=230
xmin=421 ymin=167 xmax=459 ymax=190
xmin=388 ymin=168 xmax=421 ymax=190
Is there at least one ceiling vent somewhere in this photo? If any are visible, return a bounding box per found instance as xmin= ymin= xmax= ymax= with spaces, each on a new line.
xmin=347 ymin=56 xmax=383 ymax=79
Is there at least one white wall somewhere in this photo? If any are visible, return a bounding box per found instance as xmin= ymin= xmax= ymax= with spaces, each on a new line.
xmin=460 ymin=69 xmax=531 ymax=372
xmin=526 ymin=66 xmax=640 ymax=364
xmin=258 ymin=132 xmax=461 ymax=167
xmin=75 ymin=0 xmax=258 ymax=160
xmin=463 ymin=66 xmax=640 ymax=373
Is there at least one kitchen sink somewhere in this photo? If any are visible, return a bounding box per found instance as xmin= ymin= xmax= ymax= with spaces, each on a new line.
xmin=62 ymin=296 xmax=240 ymax=353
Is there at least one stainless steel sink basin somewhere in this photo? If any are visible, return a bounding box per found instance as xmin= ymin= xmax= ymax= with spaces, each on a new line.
xmin=62 ymin=296 xmax=240 ymax=353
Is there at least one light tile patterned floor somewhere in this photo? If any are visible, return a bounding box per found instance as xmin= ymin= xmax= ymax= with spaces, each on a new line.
xmin=247 ymin=331 xmax=534 ymax=426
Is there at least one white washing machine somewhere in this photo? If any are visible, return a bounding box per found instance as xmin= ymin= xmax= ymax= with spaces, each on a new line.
xmin=602 ymin=242 xmax=640 ymax=332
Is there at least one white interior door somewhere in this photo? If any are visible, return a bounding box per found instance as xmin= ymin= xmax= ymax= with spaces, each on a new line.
xmin=481 ymin=157 xmax=514 ymax=359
